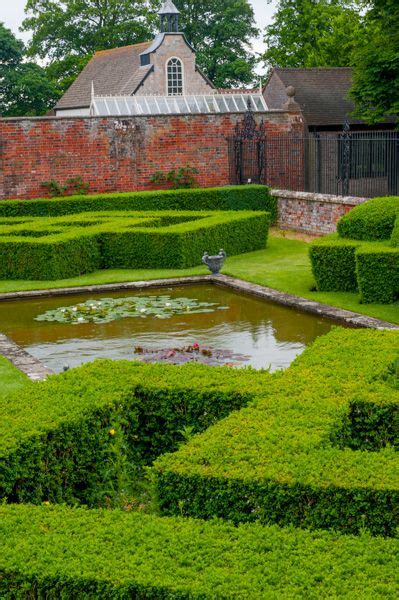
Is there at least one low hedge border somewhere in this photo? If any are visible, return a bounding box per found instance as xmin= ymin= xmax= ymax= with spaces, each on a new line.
xmin=0 ymin=210 xmax=270 ymax=279
xmin=0 ymin=504 xmax=398 ymax=599
xmin=356 ymin=245 xmax=399 ymax=304
xmin=154 ymin=329 xmax=399 ymax=536
xmin=310 ymin=196 xmax=399 ymax=303
xmin=2 ymin=329 xmax=398 ymax=535
xmin=0 ymin=361 xmax=269 ymax=506
xmin=0 ymin=185 xmax=277 ymax=222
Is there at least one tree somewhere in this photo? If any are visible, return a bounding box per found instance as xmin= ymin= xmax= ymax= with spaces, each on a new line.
xmin=161 ymin=0 xmax=259 ymax=88
xmin=263 ymin=0 xmax=363 ymax=68
xmin=0 ymin=23 xmax=58 ymax=116
xmin=350 ymin=0 xmax=399 ymax=123
xmin=22 ymin=0 xmax=156 ymax=89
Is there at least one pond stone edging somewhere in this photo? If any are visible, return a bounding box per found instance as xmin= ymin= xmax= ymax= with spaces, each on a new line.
xmin=0 ymin=274 xmax=397 ymax=381
xmin=0 ymin=333 xmax=53 ymax=381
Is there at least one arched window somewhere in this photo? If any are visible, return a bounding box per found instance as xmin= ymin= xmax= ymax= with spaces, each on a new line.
xmin=167 ymin=57 xmax=183 ymax=96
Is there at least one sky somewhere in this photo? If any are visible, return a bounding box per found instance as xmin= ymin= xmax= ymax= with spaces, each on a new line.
xmin=0 ymin=0 xmax=277 ymax=57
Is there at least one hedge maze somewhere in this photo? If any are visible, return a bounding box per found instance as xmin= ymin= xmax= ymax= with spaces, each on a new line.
xmin=1 ymin=328 xmax=398 ymax=597
xmin=310 ymin=196 xmax=399 ymax=303
xmin=0 ymin=210 xmax=269 ymax=279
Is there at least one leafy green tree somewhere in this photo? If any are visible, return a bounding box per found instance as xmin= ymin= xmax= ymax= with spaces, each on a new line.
xmin=0 ymin=23 xmax=58 ymax=116
xmin=350 ymin=0 xmax=399 ymax=123
xmin=22 ymin=0 xmax=156 ymax=89
xmin=161 ymin=0 xmax=259 ymax=88
xmin=263 ymin=0 xmax=363 ymax=68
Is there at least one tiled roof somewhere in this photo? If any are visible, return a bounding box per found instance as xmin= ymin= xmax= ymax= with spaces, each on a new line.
xmin=264 ymin=67 xmax=364 ymax=126
xmin=55 ymin=42 xmax=152 ymax=110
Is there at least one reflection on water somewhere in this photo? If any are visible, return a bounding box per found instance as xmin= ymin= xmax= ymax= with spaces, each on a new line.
xmin=0 ymin=284 xmax=349 ymax=373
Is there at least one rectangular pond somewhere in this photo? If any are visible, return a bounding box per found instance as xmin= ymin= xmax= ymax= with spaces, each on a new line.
xmin=0 ymin=284 xmax=351 ymax=373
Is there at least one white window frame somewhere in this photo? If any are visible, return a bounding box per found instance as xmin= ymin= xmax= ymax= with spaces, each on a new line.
xmin=166 ymin=57 xmax=184 ymax=97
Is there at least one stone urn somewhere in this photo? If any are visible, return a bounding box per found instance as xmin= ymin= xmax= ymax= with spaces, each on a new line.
xmin=202 ymin=249 xmax=226 ymax=275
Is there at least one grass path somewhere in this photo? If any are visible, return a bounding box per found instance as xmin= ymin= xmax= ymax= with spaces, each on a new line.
xmin=0 ymin=356 xmax=29 ymax=396
xmin=0 ymin=235 xmax=397 ymax=324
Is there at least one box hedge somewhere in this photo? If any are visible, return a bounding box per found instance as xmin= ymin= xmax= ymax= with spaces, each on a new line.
xmin=0 ymin=185 xmax=278 ymax=222
xmin=337 ymin=196 xmax=399 ymax=241
xmin=154 ymin=329 xmax=399 ymax=536
xmin=0 ymin=361 xmax=269 ymax=506
xmin=356 ymin=246 xmax=399 ymax=304
xmin=0 ymin=504 xmax=398 ymax=599
xmin=310 ymin=196 xmax=399 ymax=303
xmin=2 ymin=329 xmax=398 ymax=536
xmin=0 ymin=210 xmax=270 ymax=279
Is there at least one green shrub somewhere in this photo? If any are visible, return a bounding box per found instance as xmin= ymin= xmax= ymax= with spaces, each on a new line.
xmin=309 ymin=236 xmax=361 ymax=292
xmin=0 ymin=210 xmax=270 ymax=279
xmin=1 ymin=504 xmax=398 ymax=599
xmin=0 ymin=361 xmax=268 ymax=506
xmin=390 ymin=216 xmax=399 ymax=247
xmin=154 ymin=329 xmax=399 ymax=536
xmin=0 ymin=185 xmax=277 ymax=222
xmin=337 ymin=196 xmax=399 ymax=241
xmin=310 ymin=196 xmax=399 ymax=302
xmin=356 ymin=246 xmax=399 ymax=303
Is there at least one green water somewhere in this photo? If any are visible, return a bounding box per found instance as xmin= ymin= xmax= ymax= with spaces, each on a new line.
xmin=0 ymin=284 xmax=350 ymax=373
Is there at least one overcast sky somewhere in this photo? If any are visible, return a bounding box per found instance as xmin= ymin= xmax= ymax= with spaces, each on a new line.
xmin=1 ymin=0 xmax=277 ymax=55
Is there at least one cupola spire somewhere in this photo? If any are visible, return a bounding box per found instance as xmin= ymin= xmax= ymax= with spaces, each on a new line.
xmin=158 ymin=1 xmax=180 ymax=33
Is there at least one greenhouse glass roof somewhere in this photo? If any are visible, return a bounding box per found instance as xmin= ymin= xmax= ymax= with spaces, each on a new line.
xmin=90 ymin=94 xmax=268 ymax=116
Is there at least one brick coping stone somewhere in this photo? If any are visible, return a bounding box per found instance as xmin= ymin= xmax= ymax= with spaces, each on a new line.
xmin=0 ymin=274 xmax=397 ymax=381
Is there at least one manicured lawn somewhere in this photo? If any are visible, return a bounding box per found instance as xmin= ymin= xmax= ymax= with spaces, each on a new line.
xmin=0 ymin=356 xmax=29 ymax=396
xmin=0 ymin=234 xmax=397 ymax=324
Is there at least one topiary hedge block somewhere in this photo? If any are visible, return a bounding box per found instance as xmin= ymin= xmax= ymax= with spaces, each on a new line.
xmin=310 ymin=196 xmax=399 ymax=303
xmin=356 ymin=246 xmax=399 ymax=304
xmin=1 ymin=504 xmax=398 ymax=599
xmin=154 ymin=329 xmax=399 ymax=536
xmin=309 ymin=235 xmax=361 ymax=292
xmin=337 ymin=196 xmax=399 ymax=241
xmin=0 ymin=185 xmax=277 ymax=222
xmin=0 ymin=210 xmax=270 ymax=279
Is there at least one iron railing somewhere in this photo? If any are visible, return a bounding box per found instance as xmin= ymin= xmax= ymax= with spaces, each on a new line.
xmin=228 ymin=113 xmax=399 ymax=197
xmin=263 ymin=128 xmax=399 ymax=198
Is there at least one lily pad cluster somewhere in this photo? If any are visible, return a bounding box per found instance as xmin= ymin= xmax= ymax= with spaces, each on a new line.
xmin=35 ymin=295 xmax=229 ymax=325
xmin=134 ymin=344 xmax=250 ymax=367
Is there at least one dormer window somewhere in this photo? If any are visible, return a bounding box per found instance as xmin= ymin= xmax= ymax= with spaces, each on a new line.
xmin=167 ymin=57 xmax=183 ymax=96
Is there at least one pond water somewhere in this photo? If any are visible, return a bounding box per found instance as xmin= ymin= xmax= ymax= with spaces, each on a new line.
xmin=0 ymin=284 xmax=350 ymax=373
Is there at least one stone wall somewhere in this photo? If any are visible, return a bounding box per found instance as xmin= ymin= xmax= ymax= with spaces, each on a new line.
xmin=0 ymin=111 xmax=304 ymax=200
xmin=273 ymin=189 xmax=368 ymax=235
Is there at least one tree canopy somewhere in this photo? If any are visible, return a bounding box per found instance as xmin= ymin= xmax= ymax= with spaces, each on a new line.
xmin=173 ymin=0 xmax=259 ymax=88
xmin=262 ymin=0 xmax=364 ymax=68
xmin=0 ymin=23 xmax=58 ymax=117
xmin=350 ymin=0 xmax=399 ymax=123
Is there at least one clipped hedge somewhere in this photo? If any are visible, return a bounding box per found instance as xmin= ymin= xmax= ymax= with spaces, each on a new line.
xmin=356 ymin=245 xmax=399 ymax=304
xmin=309 ymin=236 xmax=362 ymax=292
xmin=310 ymin=196 xmax=399 ymax=303
xmin=154 ymin=329 xmax=399 ymax=536
xmin=337 ymin=196 xmax=399 ymax=240
xmin=0 ymin=210 xmax=270 ymax=279
xmin=0 ymin=361 xmax=269 ymax=505
xmin=0 ymin=185 xmax=278 ymax=222
xmin=1 ymin=504 xmax=398 ymax=599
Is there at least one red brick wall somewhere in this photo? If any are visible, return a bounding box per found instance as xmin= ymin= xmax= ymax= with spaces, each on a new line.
xmin=0 ymin=112 xmax=304 ymax=200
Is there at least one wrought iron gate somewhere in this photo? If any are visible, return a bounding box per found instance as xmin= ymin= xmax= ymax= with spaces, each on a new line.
xmin=228 ymin=104 xmax=266 ymax=185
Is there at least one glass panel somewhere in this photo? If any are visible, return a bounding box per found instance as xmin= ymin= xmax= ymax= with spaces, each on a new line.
xmin=167 ymin=58 xmax=183 ymax=96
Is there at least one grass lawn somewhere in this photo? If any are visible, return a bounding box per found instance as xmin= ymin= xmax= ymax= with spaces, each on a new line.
xmin=0 ymin=234 xmax=397 ymax=324
xmin=0 ymin=356 xmax=29 ymax=396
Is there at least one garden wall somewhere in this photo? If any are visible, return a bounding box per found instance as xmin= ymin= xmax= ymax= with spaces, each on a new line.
xmin=273 ymin=189 xmax=369 ymax=235
xmin=0 ymin=111 xmax=304 ymax=200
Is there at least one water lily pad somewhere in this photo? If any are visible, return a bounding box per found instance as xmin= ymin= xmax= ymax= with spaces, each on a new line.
xmin=35 ymin=295 xmax=229 ymax=325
